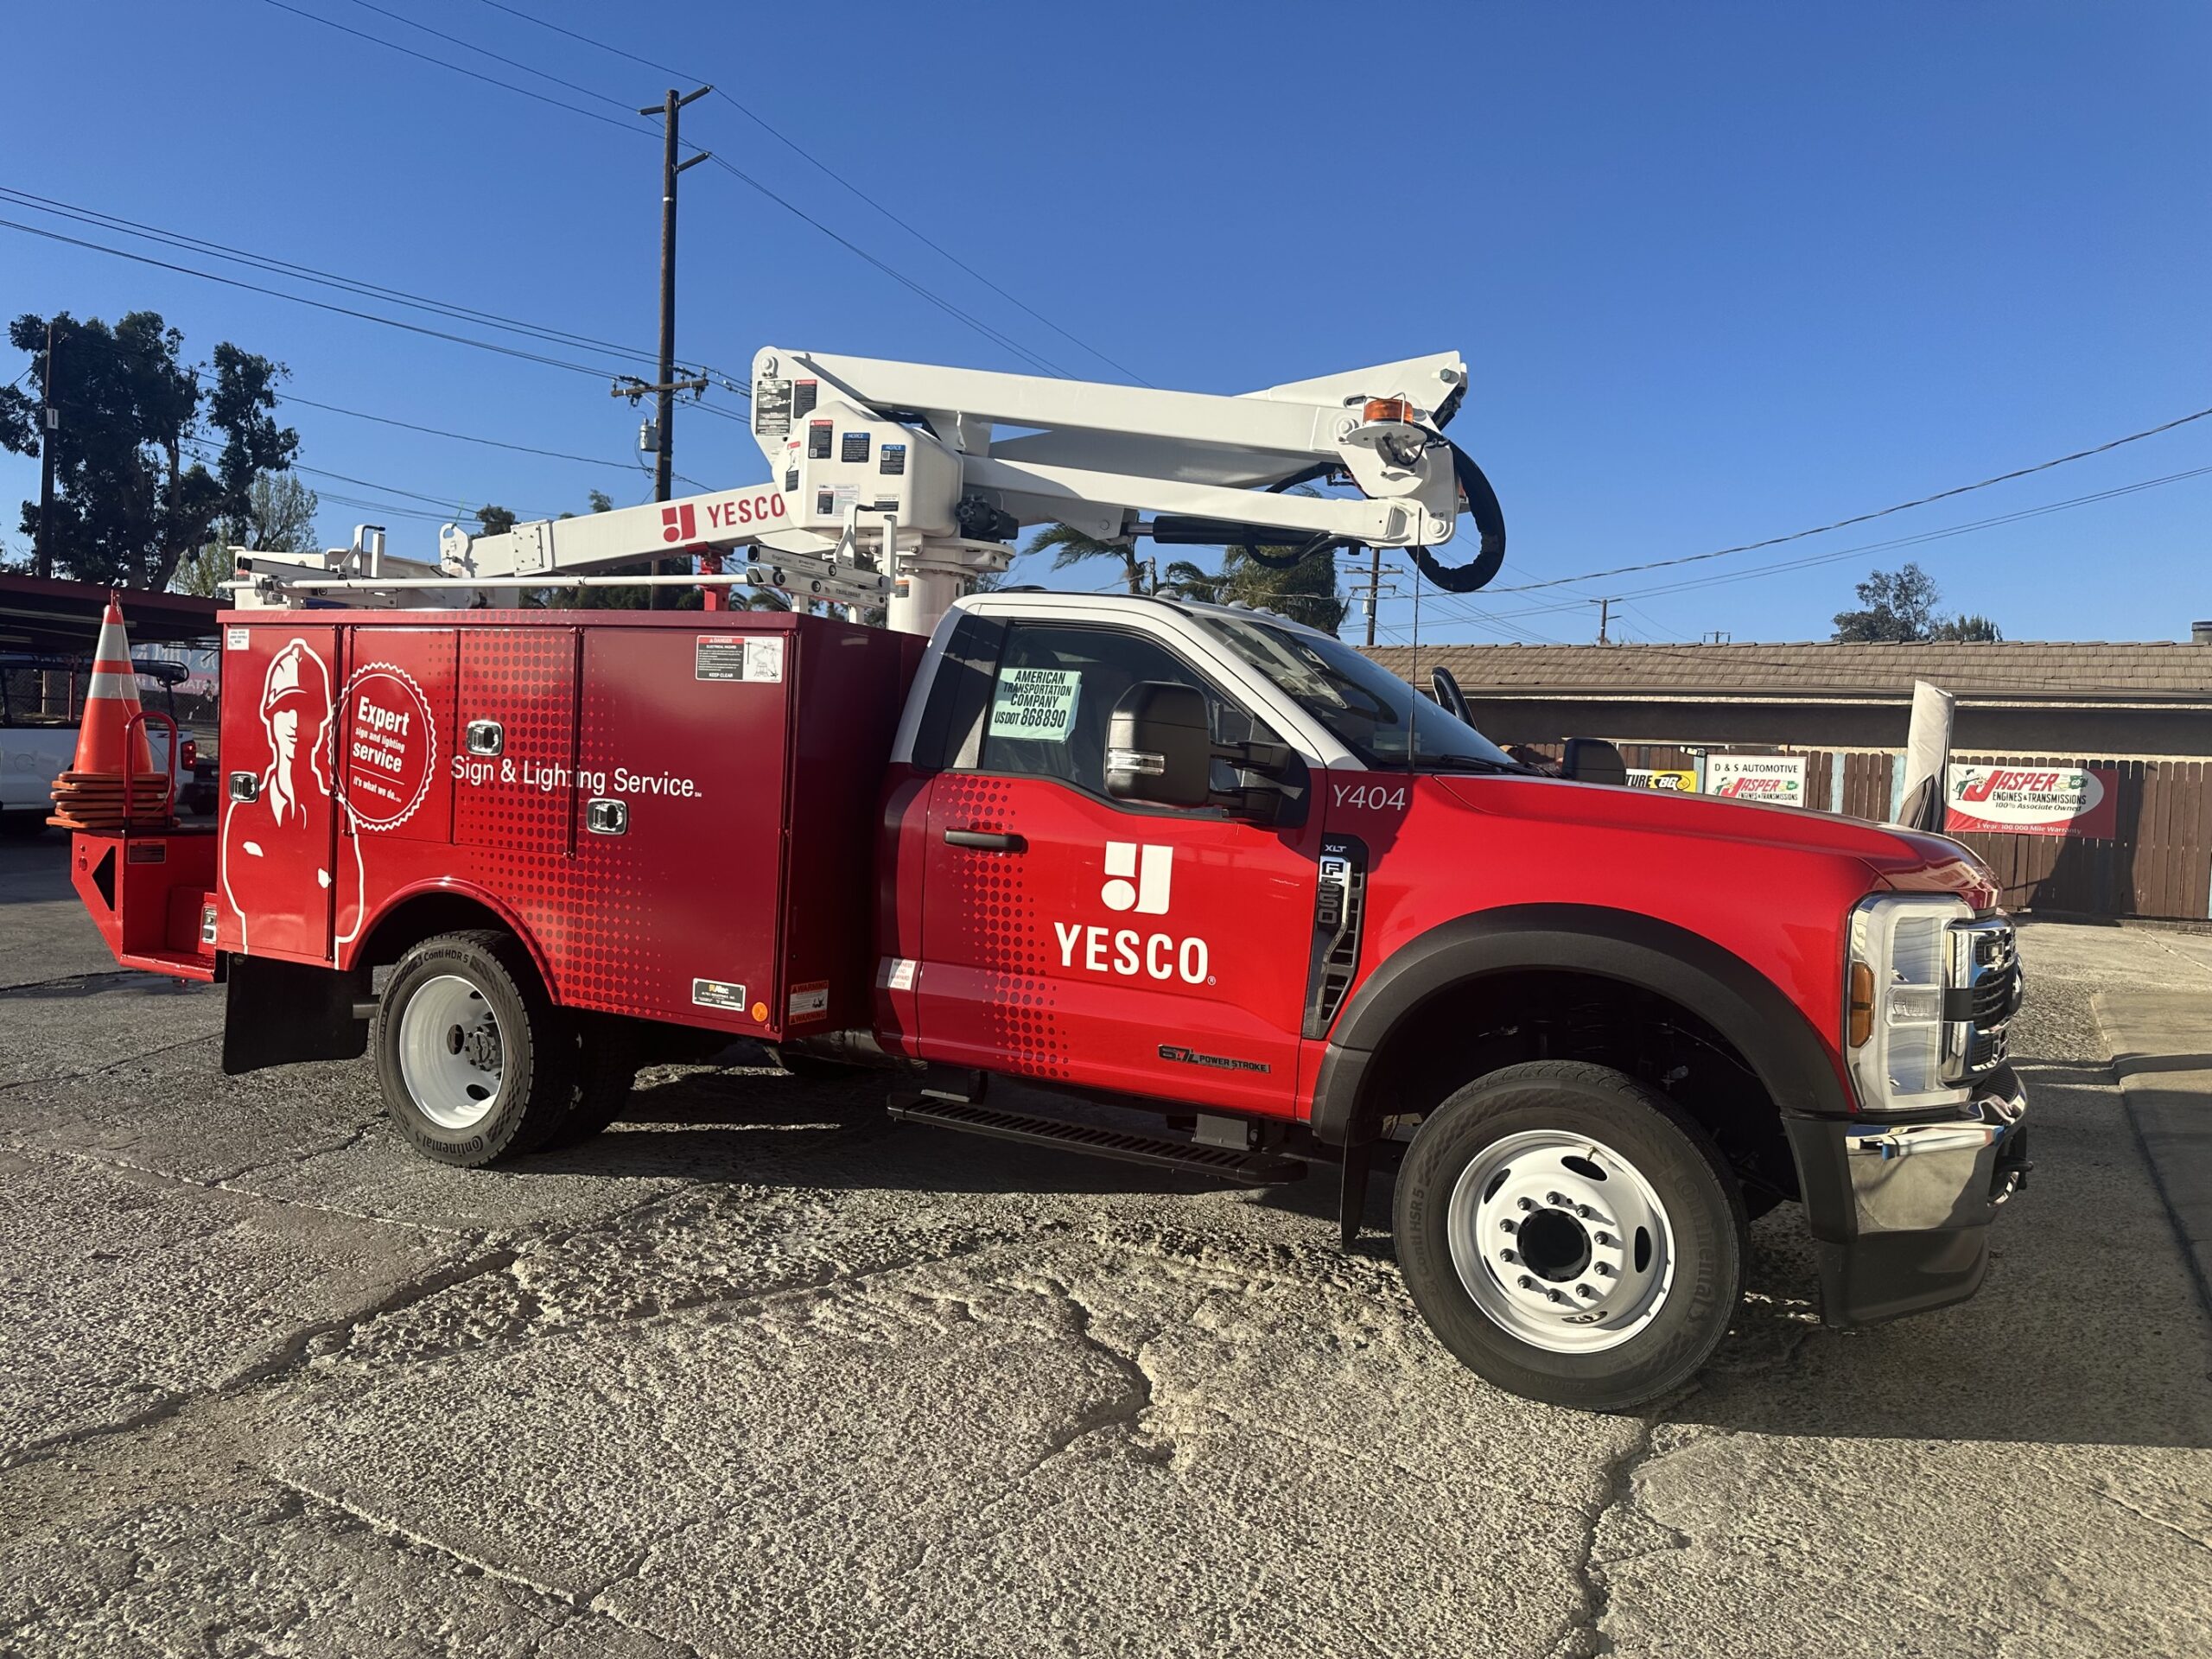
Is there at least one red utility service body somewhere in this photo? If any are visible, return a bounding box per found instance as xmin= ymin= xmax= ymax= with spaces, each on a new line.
xmin=98 ymin=605 xmax=1992 ymax=1129
xmin=192 ymin=609 xmax=917 ymax=1046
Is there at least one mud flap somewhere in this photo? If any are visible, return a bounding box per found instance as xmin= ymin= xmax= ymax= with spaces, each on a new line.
xmin=221 ymin=954 xmax=372 ymax=1075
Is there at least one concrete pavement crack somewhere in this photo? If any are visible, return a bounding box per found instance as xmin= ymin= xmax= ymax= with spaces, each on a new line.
xmin=0 ymin=1136 xmax=482 ymax=1236
xmin=2088 ymin=1484 xmax=2212 ymax=1558
xmin=0 ymin=1245 xmax=518 ymax=1472
xmin=1552 ymin=1392 xmax=1701 ymax=1659
xmin=268 ymin=1474 xmax=721 ymax=1659
xmin=0 ymin=1032 xmax=219 ymax=1096
xmin=1023 ymin=1276 xmax=1172 ymax=1473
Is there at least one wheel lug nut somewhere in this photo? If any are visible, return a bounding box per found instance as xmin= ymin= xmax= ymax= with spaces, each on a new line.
xmin=1547 ymin=1288 xmax=1567 ymax=1304
xmin=1499 ymin=1249 xmax=1519 ymax=1265
xmin=1516 ymin=1198 xmax=1536 ymax=1212
xmin=1594 ymin=1262 xmax=1616 ymax=1278
xmin=1575 ymin=1205 xmax=1597 ymax=1220
xmin=1575 ymin=1283 xmax=1599 ymax=1300
xmin=1516 ymin=1275 xmax=1538 ymax=1291
xmin=1546 ymin=1192 xmax=1568 ymax=1206
xmin=1592 ymin=1232 xmax=1616 ymax=1249
xmin=1499 ymin=1218 xmax=1518 ymax=1234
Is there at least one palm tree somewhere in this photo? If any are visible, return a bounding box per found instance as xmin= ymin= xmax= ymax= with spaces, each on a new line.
xmin=1027 ymin=522 xmax=1145 ymax=594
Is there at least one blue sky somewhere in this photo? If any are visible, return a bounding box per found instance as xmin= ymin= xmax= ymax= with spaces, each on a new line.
xmin=4 ymin=1 xmax=2207 ymax=645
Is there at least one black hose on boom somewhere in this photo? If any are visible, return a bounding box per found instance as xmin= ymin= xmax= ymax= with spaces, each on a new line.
xmin=1407 ymin=442 xmax=1506 ymax=594
xmin=1148 ymin=441 xmax=1506 ymax=592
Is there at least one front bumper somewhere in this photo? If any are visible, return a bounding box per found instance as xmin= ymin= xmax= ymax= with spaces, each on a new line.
xmin=1785 ymin=1067 xmax=2031 ymax=1326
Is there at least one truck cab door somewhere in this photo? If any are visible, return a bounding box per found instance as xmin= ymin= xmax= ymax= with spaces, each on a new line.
xmin=915 ymin=617 xmax=1324 ymax=1116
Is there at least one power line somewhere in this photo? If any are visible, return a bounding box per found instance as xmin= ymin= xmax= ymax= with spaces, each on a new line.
xmin=1494 ymin=402 xmax=2212 ymax=595
xmin=276 ymin=392 xmax=641 ymax=471
xmin=466 ymin=0 xmax=1150 ymax=385
xmin=332 ymin=0 xmax=642 ymax=114
xmin=0 ymin=185 xmax=669 ymax=373
xmin=696 ymin=153 xmax=1070 ymax=378
xmin=256 ymin=0 xmax=1087 ymax=379
xmin=1479 ymin=461 xmax=2212 ymax=624
xmin=0 ymin=214 xmax=632 ymax=381
xmin=181 ymin=436 xmax=560 ymax=520
xmin=255 ymin=0 xmax=653 ymax=138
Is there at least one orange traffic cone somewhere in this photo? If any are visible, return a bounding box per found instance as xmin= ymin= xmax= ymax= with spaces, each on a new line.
xmin=48 ymin=594 xmax=170 ymax=832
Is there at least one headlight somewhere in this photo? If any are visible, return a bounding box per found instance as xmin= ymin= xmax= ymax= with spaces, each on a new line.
xmin=1845 ymin=893 xmax=2021 ymax=1114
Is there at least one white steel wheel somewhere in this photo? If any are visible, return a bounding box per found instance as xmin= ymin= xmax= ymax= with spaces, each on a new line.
xmin=1392 ymin=1061 xmax=1745 ymax=1412
xmin=373 ymin=930 xmax=576 ymax=1168
xmin=397 ymin=974 xmax=506 ymax=1129
xmin=1446 ymin=1130 xmax=1675 ymax=1354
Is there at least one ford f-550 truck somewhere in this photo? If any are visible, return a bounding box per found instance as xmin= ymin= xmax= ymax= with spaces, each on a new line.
xmin=71 ymin=590 xmax=2029 ymax=1411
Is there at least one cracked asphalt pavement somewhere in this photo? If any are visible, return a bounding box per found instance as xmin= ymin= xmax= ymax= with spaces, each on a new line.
xmin=3 ymin=835 xmax=2210 ymax=1656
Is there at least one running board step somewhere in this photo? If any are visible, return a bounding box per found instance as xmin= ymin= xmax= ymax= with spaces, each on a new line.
xmin=887 ymin=1096 xmax=1306 ymax=1186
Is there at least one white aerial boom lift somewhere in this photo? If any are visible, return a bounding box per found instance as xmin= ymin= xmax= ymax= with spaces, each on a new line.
xmin=232 ymin=347 xmax=1508 ymax=633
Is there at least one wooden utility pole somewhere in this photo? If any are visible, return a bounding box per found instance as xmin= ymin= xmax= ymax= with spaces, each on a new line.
xmin=615 ymin=84 xmax=712 ymax=609
xmin=35 ymin=319 xmax=58 ymax=581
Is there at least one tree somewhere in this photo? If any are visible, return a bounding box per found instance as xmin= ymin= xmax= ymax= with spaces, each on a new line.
xmin=1929 ymin=613 xmax=2002 ymax=642
xmin=1027 ymin=522 xmax=1145 ymax=594
xmin=474 ymin=504 xmax=518 ymax=537
xmin=174 ymin=474 xmax=325 ymax=596
xmin=1832 ymin=563 xmax=1940 ymax=641
xmin=1161 ymin=540 xmax=1348 ymax=635
xmin=0 ymin=311 xmax=296 ymax=589
xmin=1833 ymin=563 xmax=2002 ymax=643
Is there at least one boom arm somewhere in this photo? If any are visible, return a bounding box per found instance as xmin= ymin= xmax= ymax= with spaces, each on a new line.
xmin=233 ymin=346 xmax=1497 ymax=637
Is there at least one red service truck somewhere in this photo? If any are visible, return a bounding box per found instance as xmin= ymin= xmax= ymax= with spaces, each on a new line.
xmin=71 ymin=595 xmax=2030 ymax=1409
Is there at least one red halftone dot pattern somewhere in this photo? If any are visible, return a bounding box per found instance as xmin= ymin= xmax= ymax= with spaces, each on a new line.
xmin=566 ymin=647 xmax=677 ymax=1020
xmin=455 ymin=628 xmax=584 ymax=974
xmin=938 ymin=774 xmax=1068 ymax=1082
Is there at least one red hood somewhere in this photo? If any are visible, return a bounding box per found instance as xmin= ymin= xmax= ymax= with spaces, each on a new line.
xmin=1435 ymin=775 xmax=1999 ymax=909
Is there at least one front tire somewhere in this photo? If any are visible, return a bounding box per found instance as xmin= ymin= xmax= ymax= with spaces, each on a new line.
xmin=374 ymin=930 xmax=575 ymax=1167
xmin=1393 ymin=1061 xmax=1745 ymax=1411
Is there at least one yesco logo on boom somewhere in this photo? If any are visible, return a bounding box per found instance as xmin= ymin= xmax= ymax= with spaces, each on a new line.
xmin=1053 ymin=842 xmax=1212 ymax=985
xmin=660 ymin=492 xmax=787 ymax=543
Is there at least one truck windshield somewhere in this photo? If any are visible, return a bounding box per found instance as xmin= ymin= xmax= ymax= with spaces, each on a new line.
xmin=1189 ymin=614 xmax=1524 ymax=772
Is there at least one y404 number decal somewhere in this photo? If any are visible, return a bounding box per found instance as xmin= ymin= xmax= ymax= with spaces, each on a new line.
xmin=1332 ymin=782 xmax=1408 ymax=812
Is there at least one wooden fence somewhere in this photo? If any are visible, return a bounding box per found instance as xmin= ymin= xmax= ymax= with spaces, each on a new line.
xmin=1515 ymin=741 xmax=2212 ymax=922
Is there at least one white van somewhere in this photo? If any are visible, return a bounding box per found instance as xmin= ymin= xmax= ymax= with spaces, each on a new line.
xmin=0 ymin=656 xmax=194 ymax=835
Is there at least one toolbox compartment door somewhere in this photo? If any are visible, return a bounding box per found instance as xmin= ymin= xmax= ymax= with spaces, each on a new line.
xmin=217 ymin=624 xmax=341 ymax=962
xmin=569 ymin=626 xmax=791 ymax=1030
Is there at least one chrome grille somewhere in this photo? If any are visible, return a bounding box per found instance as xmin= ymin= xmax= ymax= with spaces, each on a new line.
xmin=1945 ymin=918 xmax=2021 ymax=1083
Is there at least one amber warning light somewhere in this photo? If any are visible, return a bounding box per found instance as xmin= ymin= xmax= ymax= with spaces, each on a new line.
xmin=1847 ymin=962 xmax=1876 ymax=1048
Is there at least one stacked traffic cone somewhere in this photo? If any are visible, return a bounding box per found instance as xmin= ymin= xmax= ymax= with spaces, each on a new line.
xmin=48 ymin=595 xmax=171 ymax=832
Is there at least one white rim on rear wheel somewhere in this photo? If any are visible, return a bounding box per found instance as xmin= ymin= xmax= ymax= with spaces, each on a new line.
xmin=1446 ymin=1129 xmax=1676 ymax=1354
xmin=397 ymin=974 xmax=505 ymax=1130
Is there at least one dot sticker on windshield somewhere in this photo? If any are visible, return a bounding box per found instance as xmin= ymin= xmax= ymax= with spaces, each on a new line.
xmin=987 ymin=667 xmax=1082 ymax=741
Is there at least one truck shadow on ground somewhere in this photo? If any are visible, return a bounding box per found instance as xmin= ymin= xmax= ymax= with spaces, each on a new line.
xmin=521 ymin=1063 xmax=2212 ymax=1452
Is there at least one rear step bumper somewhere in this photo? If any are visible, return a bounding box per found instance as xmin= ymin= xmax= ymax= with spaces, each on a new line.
xmin=887 ymin=1096 xmax=1306 ymax=1186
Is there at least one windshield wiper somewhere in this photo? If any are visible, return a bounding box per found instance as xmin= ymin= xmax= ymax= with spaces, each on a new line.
xmin=1418 ymin=754 xmax=1534 ymax=776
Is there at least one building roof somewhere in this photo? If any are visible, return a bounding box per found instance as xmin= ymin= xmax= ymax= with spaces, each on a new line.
xmin=0 ymin=575 xmax=220 ymax=655
xmin=1364 ymin=639 xmax=2212 ymax=709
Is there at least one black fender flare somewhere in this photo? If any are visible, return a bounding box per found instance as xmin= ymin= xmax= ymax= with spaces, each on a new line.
xmin=1306 ymin=903 xmax=1850 ymax=1145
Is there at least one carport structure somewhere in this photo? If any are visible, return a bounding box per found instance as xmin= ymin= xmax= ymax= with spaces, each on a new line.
xmin=0 ymin=574 xmax=219 ymax=654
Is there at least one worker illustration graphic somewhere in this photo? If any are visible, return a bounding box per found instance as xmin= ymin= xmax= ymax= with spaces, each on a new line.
xmin=221 ymin=639 xmax=337 ymax=953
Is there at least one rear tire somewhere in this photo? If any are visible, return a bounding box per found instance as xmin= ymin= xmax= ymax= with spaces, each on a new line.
xmin=541 ymin=1014 xmax=641 ymax=1148
xmin=374 ymin=930 xmax=574 ymax=1168
xmin=1392 ymin=1060 xmax=1745 ymax=1412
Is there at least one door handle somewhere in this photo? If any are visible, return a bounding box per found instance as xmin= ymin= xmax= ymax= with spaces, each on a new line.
xmin=943 ymin=828 xmax=1027 ymax=853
